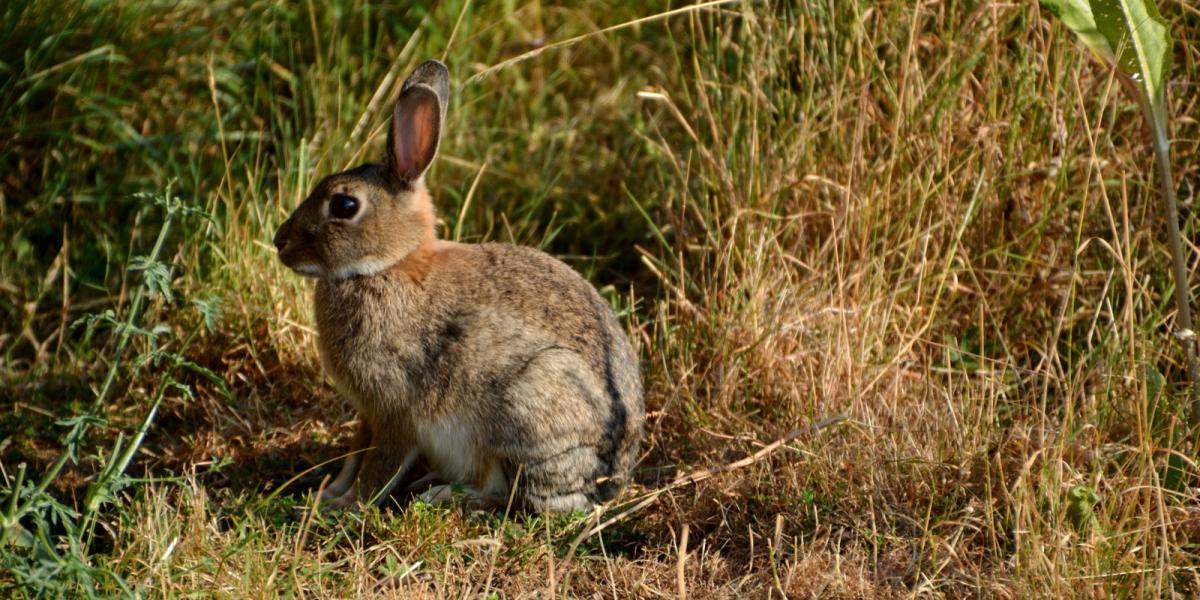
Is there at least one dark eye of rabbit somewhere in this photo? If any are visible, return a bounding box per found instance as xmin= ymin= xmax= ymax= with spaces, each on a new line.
xmin=330 ymin=193 xmax=360 ymax=220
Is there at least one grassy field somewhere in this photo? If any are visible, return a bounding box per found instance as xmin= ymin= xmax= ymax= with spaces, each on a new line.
xmin=3 ymin=0 xmax=1200 ymax=597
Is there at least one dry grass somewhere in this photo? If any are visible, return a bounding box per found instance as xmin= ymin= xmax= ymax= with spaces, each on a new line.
xmin=3 ymin=0 xmax=1200 ymax=597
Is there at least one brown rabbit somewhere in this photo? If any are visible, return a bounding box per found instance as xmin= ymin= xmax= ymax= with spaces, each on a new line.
xmin=272 ymin=60 xmax=643 ymax=512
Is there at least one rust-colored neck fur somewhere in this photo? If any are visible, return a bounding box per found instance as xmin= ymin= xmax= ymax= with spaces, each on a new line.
xmin=390 ymin=185 xmax=438 ymax=283
xmin=392 ymin=235 xmax=436 ymax=282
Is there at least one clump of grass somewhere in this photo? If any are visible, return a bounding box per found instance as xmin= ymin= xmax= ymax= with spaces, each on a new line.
xmin=3 ymin=0 xmax=1200 ymax=597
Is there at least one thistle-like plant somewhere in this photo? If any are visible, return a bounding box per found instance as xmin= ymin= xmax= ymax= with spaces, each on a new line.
xmin=1041 ymin=0 xmax=1196 ymax=422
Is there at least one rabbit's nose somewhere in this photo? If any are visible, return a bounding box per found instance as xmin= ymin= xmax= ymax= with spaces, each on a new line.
xmin=272 ymin=225 xmax=288 ymax=251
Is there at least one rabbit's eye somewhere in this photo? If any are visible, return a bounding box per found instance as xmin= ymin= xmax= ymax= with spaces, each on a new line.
xmin=330 ymin=194 xmax=360 ymax=220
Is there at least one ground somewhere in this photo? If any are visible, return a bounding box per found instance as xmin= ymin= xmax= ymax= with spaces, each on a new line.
xmin=3 ymin=1 xmax=1200 ymax=597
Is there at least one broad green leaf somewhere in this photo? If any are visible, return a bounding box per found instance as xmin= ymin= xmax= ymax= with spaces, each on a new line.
xmin=1044 ymin=0 xmax=1172 ymax=134
xmin=1090 ymin=0 xmax=1172 ymax=131
xmin=1040 ymin=0 xmax=1110 ymax=56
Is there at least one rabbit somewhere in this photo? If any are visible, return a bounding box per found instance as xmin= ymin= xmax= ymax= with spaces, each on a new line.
xmin=272 ymin=59 xmax=644 ymax=513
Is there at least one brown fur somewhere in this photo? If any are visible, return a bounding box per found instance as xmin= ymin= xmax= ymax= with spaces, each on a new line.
xmin=392 ymin=240 xmax=436 ymax=283
xmin=272 ymin=60 xmax=643 ymax=512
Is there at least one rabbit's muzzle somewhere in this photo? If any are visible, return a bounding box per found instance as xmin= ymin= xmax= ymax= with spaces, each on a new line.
xmin=272 ymin=222 xmax=289 ymax=252
xmin=273 ymin=218 xmax=323 ymax=277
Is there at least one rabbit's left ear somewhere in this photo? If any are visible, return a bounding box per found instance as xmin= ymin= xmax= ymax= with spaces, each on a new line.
xmin=388 ymin=60 xmax=450 ymax=184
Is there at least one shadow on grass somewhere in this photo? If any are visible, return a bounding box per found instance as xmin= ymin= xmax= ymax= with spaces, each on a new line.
xmin=2 ymin=341 xmax=661 ymax=568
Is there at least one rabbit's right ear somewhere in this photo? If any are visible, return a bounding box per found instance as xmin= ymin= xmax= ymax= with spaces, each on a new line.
xmin=388 ymin=60 xmax=449 ymax=183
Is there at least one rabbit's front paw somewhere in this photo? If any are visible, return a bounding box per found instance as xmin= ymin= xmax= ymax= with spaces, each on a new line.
xmin=319 ymin=481 xmax=349 ymax=501
xmin=418 ymin=484 xmax=498 ymax=510
xmin=417 ymin=483 xmax=458 ymax=505
xmin=404 ymin=471 xmax=447 ymax=495
xmin=319 ymin=487 xmax=359 ymax=511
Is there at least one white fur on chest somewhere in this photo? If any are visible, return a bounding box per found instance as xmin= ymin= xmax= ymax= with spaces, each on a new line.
xmin=416 ymin=419 xmax=479 ymax=482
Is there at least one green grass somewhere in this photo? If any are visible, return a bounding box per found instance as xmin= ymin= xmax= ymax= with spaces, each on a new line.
xmin=3 ymin=0 xmax=1200 ymax=596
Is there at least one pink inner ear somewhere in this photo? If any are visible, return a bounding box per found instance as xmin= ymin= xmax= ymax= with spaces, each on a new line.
xmin=391 ymin=89 xmax=440 ymax=182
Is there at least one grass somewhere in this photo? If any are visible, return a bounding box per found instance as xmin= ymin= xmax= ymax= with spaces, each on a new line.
xmin=2 ymin=0 xmax=1200 ymax=596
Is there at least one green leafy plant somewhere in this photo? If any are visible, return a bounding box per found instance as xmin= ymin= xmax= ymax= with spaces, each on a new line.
xmin=1066 ymin=485 xmax=1100 ymax=533
xmin=1040 ymin=0 xmax=1196 ymax=421
xmin=0 ymin=182 xmax=205 ymax=597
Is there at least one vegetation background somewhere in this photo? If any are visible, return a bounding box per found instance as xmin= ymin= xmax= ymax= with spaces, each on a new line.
xmin=2 ymin=0 xmax=1200 ymax=597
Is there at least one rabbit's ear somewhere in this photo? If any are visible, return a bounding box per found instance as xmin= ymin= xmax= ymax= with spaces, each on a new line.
xmin=388 ymin=60 xmax=449 ymax=183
